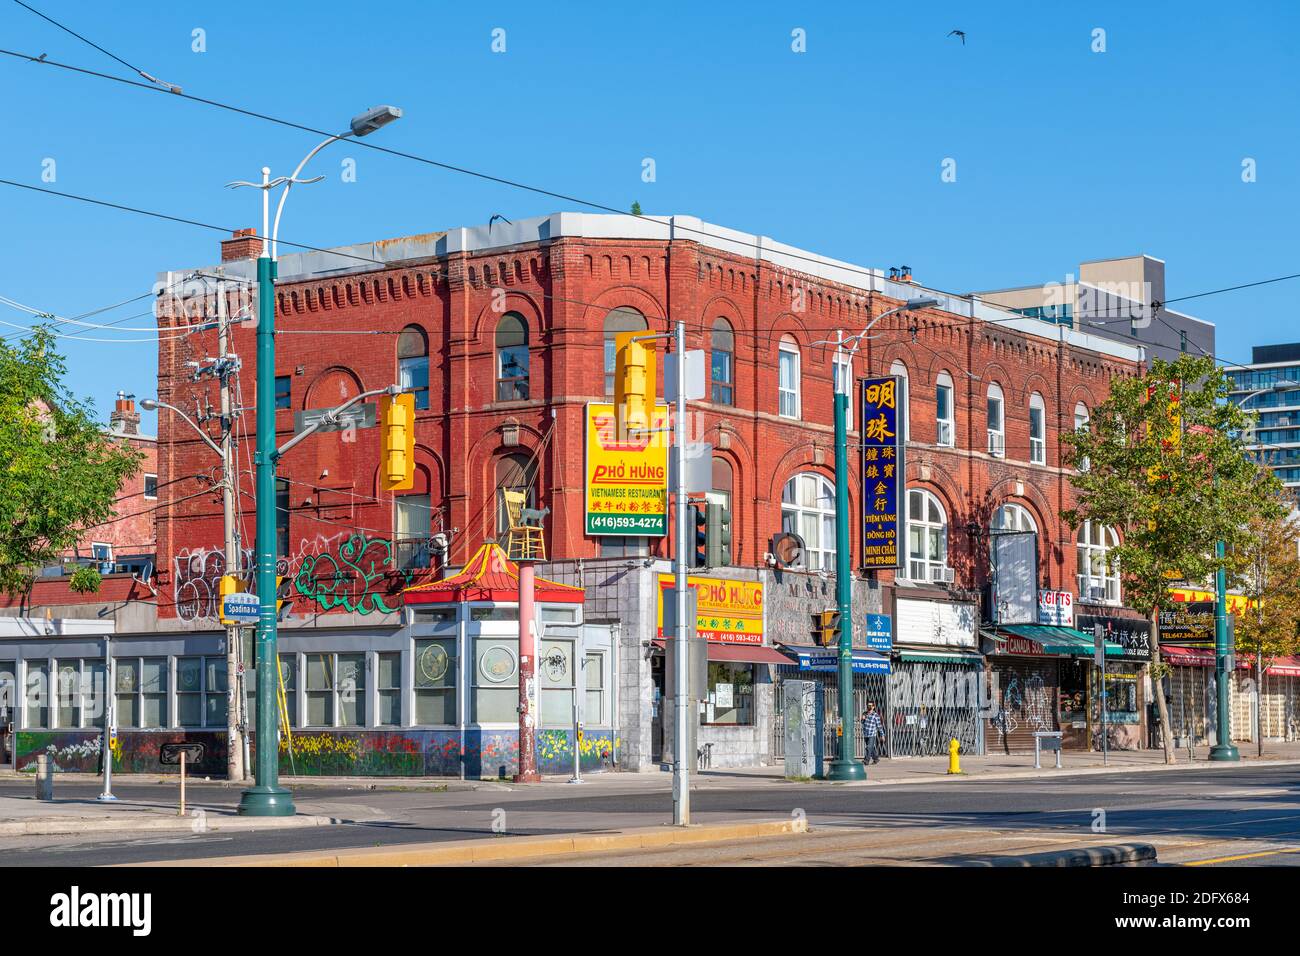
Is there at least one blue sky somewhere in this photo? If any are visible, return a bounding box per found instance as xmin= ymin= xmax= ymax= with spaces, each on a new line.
xmin=3 ymin=0 xmax=1297 ymax=430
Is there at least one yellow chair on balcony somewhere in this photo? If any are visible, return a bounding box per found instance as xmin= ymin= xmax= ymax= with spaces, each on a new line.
xmin=502 ymin=490 xmax=548 ymax=562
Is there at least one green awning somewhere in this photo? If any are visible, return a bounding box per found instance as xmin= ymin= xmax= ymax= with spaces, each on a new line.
xmin=898 ymin=649 xmax=984 ymax=665
xmin=998 ymin=624 xmax=1124 ymax=657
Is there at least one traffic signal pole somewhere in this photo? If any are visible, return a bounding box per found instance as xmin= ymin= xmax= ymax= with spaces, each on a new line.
xmin=826 ymin=332 xmax=866 ymax=781
xmin=673 ymin=319 xmax=691 ymax=825
xmin=1210 ymin=539 xmax=1240 ymax=761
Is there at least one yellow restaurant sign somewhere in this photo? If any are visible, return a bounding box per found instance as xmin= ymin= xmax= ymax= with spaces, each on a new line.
xmin=584 ymin=402 xmax=669 ymax=536
xmin=1170 ymin=587 xmax=1254 ymax=614
xmin=656 ymin=574 xmax=764 ymax=645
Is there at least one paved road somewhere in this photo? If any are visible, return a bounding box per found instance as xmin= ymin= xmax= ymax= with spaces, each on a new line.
xmin=2 ymin=765 xmax=1298 ymax=866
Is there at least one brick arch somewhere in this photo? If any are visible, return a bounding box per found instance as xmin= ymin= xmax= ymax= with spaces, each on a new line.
xmin=470 ymin=291 xmax=547 ymax=344
xmin=303 ymin=366 xmax=364 ymax=411
xmin=580 ymin=286 xmax=669 ymax=333
xmin=1020 ymin=371 xmax=1055 ymax=410
xmin=761 ymin=312 xmax=814 ymax=352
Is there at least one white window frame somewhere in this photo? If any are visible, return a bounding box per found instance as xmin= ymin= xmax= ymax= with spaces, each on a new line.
xmin=1074 ymin=402 xmax=1091 ymax=472
xmin=781 ymin=473 xmax=836 ymax=570
xmin=987 ymin=384 xmax=1005 ymax=457
xmin=1029 ymin=393 xmax=1046 ymax=465
xmin=1077 ymin=521 xmax=1120 ymax=605
xmin=936 ymin=372 xmax=955 ymax=447
xmin=993 ymin=503 xmax=1038 ymax=534
xmin=778 ymin=338 xmax=801 ymax=419
xmin=890 ymin=361 xmax=910 ymax=441
xmin=143 ymin=473 xmax=158 ymax=500
xmin=905 ymin=488 xmax=949 ymax=582
xmin=583 ymin=649 xmax=606 ymax=725
xmin=304 ymin=651 xmax=367 ymax=729
xmin=175 ymin=655 xmax=228 ymax=729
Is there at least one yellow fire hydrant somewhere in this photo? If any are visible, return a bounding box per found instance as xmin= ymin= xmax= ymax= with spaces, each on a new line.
xmin=947 ymin=737 xmax=962 ymax=775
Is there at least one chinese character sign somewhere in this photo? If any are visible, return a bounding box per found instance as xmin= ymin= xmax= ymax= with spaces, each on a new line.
xmin=860 ymin=376 xmax=905 ymax=570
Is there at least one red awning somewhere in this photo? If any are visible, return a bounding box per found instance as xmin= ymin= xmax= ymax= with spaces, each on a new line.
xmin=1242 ymin=654 xmax=1300 ymax=678
xmin=651 ymin=640 xmax=792 ymax=666
xmin=403 ymin=542 xmax=584 ymax=605
xmin=1162 ymin=644 xmax=1215 ymax=667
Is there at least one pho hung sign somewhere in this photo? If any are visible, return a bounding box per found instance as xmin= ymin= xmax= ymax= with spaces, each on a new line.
xmin=584 ymin=402 xmax=669 ymax=536
xmin=859 ymin=376 xmax=905 ymax=570
xmin=657 ymin=574 xmax=764 ymax=645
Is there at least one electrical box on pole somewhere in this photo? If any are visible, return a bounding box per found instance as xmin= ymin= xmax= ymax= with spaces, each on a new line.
xmin=614 ymin=331 xmax=656 ymax=438
xmin=379 ymin=393 xmax=415 ymax=491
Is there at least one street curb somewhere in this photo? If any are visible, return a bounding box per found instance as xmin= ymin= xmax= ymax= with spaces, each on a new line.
xmin=947 ymin=843 xmax=1158 ymax=867
xmin=120 ymin=817 xmax=809 ymax=867
xmin=807 ymin=757 xmax=1300 ymax=788
xmin=0 ymin=813 xmax=341 ymax=837
xmin=0 ymin=771 xmax=519 ymax=792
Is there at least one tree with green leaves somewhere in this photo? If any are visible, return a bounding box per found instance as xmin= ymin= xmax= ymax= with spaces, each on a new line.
xmin=1236 ymin=501 xmax=1300 ymax=755
xmin=0 ymin=329 xmax=141 ymax=603
xmin=1061 ymin=353 xmax=1285 ymax=763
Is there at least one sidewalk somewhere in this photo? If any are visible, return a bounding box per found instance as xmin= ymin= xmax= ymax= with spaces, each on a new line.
xmin=4 ymin=740 xmax=1295 ymax=800
xmin=0 ymin=792 xmax=355 ymax=836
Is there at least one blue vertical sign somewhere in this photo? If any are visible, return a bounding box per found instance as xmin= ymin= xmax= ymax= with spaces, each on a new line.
xmin=865 ymin=613 xmax=892 ymax=653
xmin=860 ymin=376 xmax=905 ymax=571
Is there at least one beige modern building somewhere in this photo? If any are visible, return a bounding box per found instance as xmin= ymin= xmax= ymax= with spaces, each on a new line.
xmin=975 ymin=255 xmax=1215 ymax=364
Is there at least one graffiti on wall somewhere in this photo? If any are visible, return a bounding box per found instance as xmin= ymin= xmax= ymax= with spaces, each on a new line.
xmin=16 ymin=731 xmax=226 ymax=775
xmin=174 ymin=532 xmax=414 ymax=621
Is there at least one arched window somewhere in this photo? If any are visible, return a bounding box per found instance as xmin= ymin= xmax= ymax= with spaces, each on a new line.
xmin=398 ymin=325 xmax=429 ymax=410
xmin=1029 ymin=392 xmax=1046 ymax=464
xmin=992 ymin=503 xmax=1038 ymax=534
xmin=986 ymin=383 xmax=1005 ymax=457
xmin=906 ymin=488 xmax=948 ymax=582
xmin=495 ymin=453 xmax=536 ymax=539
xmin=1074 ymin=402 xmax=1091 ymax=472
xmin=890 ymin=360 xmax=909 ymax=441
xmin=778 ymin=335 xmax=801 ymax=419
xmin=781 ymin=473 xmax=834 ymax=569
xmin=1077 ymin=521 xmax=1120 ymax=604
xmin=708 ymin=457 xmax=734 ymax=563
xmin=604 ymin=307 xmax=647 ymax=394
xmin=711 ymin=318 xmax=735 ymax=405
xmin=936 ymin=371 xmax=955 ymax=447
xmin=495 ymin=313 xmax=530 ymax=401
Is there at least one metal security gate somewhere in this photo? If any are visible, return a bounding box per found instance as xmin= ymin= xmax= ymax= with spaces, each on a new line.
xmin=887 ymin=660 xmax=984 ymax=756
xmin=1261 ymin=672 xmax=1300 ymax=741
xmin=987 ymin=658 xmax=1059 ymax=754
xmin=771 ymin=667 xmax=887 ymax=763
xmin=1170 ymin=665 xmax=1212 ymax=747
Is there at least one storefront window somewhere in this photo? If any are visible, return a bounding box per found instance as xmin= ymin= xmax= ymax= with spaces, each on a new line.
xmin=539 ymin=637 xmax=575 ymax=727
xmin=585 ymin=652 xmax=604 ymax=724
xmin=377 ymin=652 xmax=401 ymax=726
xmin=55 ymin=660 xmax=80 ymax=728
xmin=415 ymin=638 xmax=457 ymax=725
xmin=1098 ymin=669 xmax=1140 ymax=723
xmin=25 ymin=662 xmax=48 ymax=729
xmin=472 ymin=636 xmax=519 ymax=723
xmin=1059 ymin=659 xmax=1088 ymax=728
xmin=704 ymin=661 xmax=754 ymax=726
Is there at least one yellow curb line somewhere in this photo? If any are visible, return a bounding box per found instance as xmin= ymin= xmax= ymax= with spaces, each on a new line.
xmin=120 ymin=817 xmax=808 ymax=867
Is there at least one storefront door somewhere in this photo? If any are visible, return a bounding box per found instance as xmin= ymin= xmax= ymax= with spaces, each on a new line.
xmin=987 ymin=658 xmax=1059 ymax=754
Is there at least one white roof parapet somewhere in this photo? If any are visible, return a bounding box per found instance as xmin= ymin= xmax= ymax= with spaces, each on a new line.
xmin=161 ymin=213 xmax=1147 ymax=364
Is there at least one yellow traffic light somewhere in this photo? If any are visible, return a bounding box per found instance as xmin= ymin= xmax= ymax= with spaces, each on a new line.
xmin=218 ymin=574 xmax=240 ymax=626
xmin=379 ymin=393 xmax=415 ymax=491
xmin=276 ymin=575 xmax=290 ymax=617
xmin=813 ymin=609 xmax=840 ymax=646
xmin=614 ymin=330 xmax=656 ymax=437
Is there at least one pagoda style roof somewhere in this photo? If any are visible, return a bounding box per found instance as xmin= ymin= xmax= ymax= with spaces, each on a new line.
xmin=403 ymin=542 xmax=584 ymax=605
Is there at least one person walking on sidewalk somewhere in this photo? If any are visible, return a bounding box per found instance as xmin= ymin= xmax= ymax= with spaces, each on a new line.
xmin=861 ymin=701 xmax=885 ymax=765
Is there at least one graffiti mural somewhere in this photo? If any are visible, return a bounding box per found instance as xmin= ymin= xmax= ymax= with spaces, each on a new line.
xmin=16 ymin=730 xmax=226 ymax=775
xmin=293 ymin=533 xmax=411 ymax=615
xmin=173 ymin=532 xmax=414 ymax=621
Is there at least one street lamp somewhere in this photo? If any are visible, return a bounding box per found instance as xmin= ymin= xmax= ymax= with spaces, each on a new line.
xmin=229 ymin=105 xmax=402 ymax=817
xmin=1205 ymin=379 xmax=1300 ymax=761
xmin=819 ymin=295 xmax=938 ymax=782
xmin=139 ymin=398 xmax=221 ymax=456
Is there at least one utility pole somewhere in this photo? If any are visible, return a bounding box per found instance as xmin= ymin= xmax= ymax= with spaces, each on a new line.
xmin=215 ymin=277 xmax=246 ymax=782
xmin=1210 ymin=539 xmax=1240 ymax=760
xmin=673 ymin=318 xmax=690 ymax=825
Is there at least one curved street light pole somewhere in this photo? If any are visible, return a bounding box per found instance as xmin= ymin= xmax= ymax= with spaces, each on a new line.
xmin=232 ymin=106 xmax=402 ymax=817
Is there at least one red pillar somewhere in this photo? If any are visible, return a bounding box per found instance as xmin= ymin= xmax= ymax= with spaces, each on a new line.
xmin=514 ymin=561 xmax=541 ymax=782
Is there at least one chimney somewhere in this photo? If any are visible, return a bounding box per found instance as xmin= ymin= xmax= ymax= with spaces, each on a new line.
xmin=221 ymin=228 xmax=262 ymax=262
xmin=110 ymin=390 xmax=140 ymax=436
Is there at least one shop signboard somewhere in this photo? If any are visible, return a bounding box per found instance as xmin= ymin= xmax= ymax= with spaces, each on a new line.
xmin=1078 ymin=614 xmax=1152 ymax=662
xmin=1158 ymin=601 xmax=1215 ymax=646
xmin=859 ymin=376 xmax=905 ymax=570
xmin=865 ymin=613 xmax=892 ymax=653
xmin=656 ymin=574 xmax=764 ymax=645
xmin=1037 ymin=590 xmax=1074 ymax=627
xmin=584 ymin=402 xmax=669 ymax=536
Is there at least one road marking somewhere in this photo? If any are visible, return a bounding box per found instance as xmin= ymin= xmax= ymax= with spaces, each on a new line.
xmin=1183 ymin=846 xmax=1300 ymax=866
